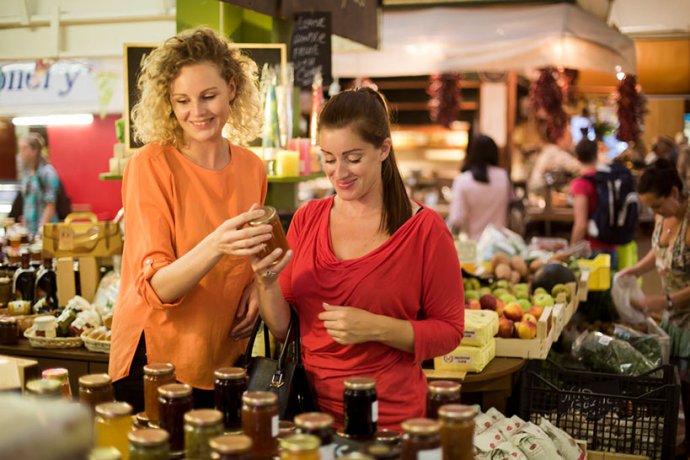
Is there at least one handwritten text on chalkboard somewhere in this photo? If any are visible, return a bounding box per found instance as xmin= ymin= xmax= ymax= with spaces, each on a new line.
xmin=291 ymin=12 xmax=332 ymax=88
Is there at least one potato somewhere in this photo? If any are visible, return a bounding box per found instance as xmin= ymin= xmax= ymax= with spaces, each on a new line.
xmin=491 ymin=252 xmax=511 ymax=270
xmin=510 ymin=270 xmax=522 ymax=284
xmin=510 ymin=255 xmax=528 ymax=277
xmin=495 ymin=263 xmax=512 ymax=280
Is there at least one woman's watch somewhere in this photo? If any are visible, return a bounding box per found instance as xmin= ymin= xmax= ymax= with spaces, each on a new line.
xmin=666 ymin=293 xmax=673 ymax=309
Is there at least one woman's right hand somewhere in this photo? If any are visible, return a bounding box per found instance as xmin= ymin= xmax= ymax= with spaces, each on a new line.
xmin=213 ymin=206 xmax=273 ymax=257
xmin=617 ymin=267 xmax=638 ymax=278
xmin=251 ymin=247 xmax=292 ymax=286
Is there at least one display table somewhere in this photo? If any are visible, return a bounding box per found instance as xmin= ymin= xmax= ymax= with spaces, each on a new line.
xmin=424 ymin=357 xmax=527 ymax=413
xmin=0 ymin=339 xmax=109 ymax=396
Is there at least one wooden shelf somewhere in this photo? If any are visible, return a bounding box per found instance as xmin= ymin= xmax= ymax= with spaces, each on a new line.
xmin=99 ymin=173 xmax=122 ymax=181
xmin=268 ymin=173 xmax=324 ymax=183
xmin=376 ymin=80 xmax=481 ymax=90
xmin=390 ymin=101 xmax=478 ymax=112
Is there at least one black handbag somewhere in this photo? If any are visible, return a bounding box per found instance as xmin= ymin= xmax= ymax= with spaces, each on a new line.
xmin=239 ymin=309 xmax=319 ymax=420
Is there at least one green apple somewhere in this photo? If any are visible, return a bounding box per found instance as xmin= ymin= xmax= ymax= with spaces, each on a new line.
xmin=499 ymin=294 xmax=517 ymax=304
xmin=494 ymin=280 xmax=510 ymax=289
xmin=514 ymin=288 xmax=530 ymax=300
xmin=479 ymin=287 xmax=493 ymax=296
xmin=492 ymin=288 xmax=510 ymax=298
xmin=533 ymin=287 xmax=548 ymax=296
xmin=514 ymin=283 xmax=529 ymax=292
xmin=551 ymin=283 xmax=571 ymax=301
xmin=533 ymin=293 xmax=555 ymax=307
xmin=517 ymin=299 xmax=532 ymax=312
xmin=465 ymin=290 xmax=480 ymax=301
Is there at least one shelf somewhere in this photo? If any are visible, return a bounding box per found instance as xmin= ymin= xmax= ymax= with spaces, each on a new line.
xmin=99 ymin=173 xmax=122 ymax=181
xmin=376 ymin=80 xmax=481 ymax=91
xmin=390 ymin=101 xmax=478 ymax=111
xmin=267 ymin=173 xmax=324 ymax=183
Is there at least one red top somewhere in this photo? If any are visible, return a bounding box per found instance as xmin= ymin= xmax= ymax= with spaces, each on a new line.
xmin=279 ymin=197 xmax=465 ymax=430
xmin=571 ymin=169 xmax=615 ymax=251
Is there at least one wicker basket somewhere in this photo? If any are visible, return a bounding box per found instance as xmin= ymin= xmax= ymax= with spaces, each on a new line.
xmin=24 ymin=327 xmax=83 ymax=349
xmin=81 ymin=331 xmax=110 ymax=354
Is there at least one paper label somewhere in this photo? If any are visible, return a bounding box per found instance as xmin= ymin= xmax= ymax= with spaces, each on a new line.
xmin=443 ymin=354 xmax=471 ymax=364
xmin=598 ymin=335 xmax=612 ymax=346
xmin=464 ymin=330 xmax=476 ymax=338
xmin=319 ymin=444 xmax=336 ymax=460
xmin=372 ymin=400 xmax=379 ymax=423
xmin=272 ymin=415 xmax=279 ymax=437
xmin=418 ymin=447 xmax=443 ymax=459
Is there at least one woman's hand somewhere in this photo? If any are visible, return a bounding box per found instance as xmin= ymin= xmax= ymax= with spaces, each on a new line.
xmin=618 ymin=267 xmax=638 ymax=278
xmin=213 ymin=205 xmax=273 ymax=258
xmin=318 ymin=303 xmax=382 ymax=345
xmin=250 ymin=247 xmax=292 ymax=286
xmin=230 ymin=282 xmax=259 ymax=340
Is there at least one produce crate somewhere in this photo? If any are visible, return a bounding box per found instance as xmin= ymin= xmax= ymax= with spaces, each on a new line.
xmin=577 ymin=253 xmax=611 ymax=291
xmin=494 ymin=306 xmax=554 ymax=359
xmin=519 ymin=359 xmax=679 ymax=460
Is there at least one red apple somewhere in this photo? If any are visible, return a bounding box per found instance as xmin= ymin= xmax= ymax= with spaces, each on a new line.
xmin=479 ymin=294 xmax=498 ymax=311
xmin=527 ymin=306 xmax=543 ymax=320
xmin=497 ymin=317 xmax=514 ymax=338
xmin=522 ymin=313 xmax=537 ymax=324
xmin=503 ymin=302 xmax=524 ymax=322
xmin=466 ymin=299 xmax=481 ymax=310
xmin=495 ymin=299 xmax=505 ymax=317
xmin=515 ymin=320 xmax=537 ymax=339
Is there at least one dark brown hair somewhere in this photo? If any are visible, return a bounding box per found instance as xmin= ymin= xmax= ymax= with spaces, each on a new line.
xmin=462 ymin=134 xmax=499 ymax=183
xmin=638 ymin=159 xmax=684 ymax=197
xmin=318 ymin=87 xmax=412 ymax=235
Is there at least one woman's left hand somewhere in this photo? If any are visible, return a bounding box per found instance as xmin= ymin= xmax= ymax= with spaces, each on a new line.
xmin=230 ymin=282 xmax=260 ymax=340
xmin=318 ymin=303 xmax=381 ymax=345
xmin=633 ymin=294 xmax=667 ymax=314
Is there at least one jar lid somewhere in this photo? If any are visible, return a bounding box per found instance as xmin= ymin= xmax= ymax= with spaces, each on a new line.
xmin=127 ymin=428 xmax=169 ymax=447
xmin=184 ymin=409 xmax=223 ymax=426
xmin=26 ymin=378 xmax=61 ymax=395
xmin=294 ymin=412 xmax=334 ymax=430
xmin=42 ymin=368 xmax=69 ymax=383
xmin=158 ymin=383 xmax=192 ymax=398
xmin=280 ymin=434 xmax=321 ymax=452
xmin=401 ymin=418 xmax=440 ymax=435
xmin=88 ymin=447 xmax=122 ymax=460
xmin=338 ymin=453 xmax=374 ymax=460
xmin=438 ymin=404 xmax=477 ymax=421
xmin=248 ymin=206 xmax=277 ymax=226
xmin=209 ymin=434 xmax=253 ymax=454
xmin=143 ymin=362 xmax=175 ymax=376
xmin=214 ymin=366 xmax=246 ymax=380
xmin=279 ymin=420 xmax=296 ymax=436
xmin=135 ymin=412 xmax=150 ymax=427
xmin=374 ymin=429 xmax=401 ymax=443
xmin=367 ymin=444 xmax=400 ymax=458
xmin=34 ymin=316 xmax=57 ymax=326
xmin=78 ymin=373 xmax=112 ymax=388
xmin=428 ymin=380 xmax=461 ymax=395
xmin=95 ymin=402 xmax=133 ymax=418
xmin=242 ymin=390 xmax=278 ymax=406
xmin=0 ymin=317 xmax=16 ymax=325
xmin=344 ymin=377 xmax=376 ymax=390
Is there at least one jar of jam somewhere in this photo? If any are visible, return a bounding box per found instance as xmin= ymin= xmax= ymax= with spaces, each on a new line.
xmin=25 ymin=378 xmax=62 ymax=398
xmin=400 ymin=418 xmax=441 ymax=460
xmin=366 ymin=444 xmax=401 ymax=460
xmin=0 ymin=317 xmax=18 ymax=345
xmin=279 ymin=420 xmax=297 ymax=438
xmin=184 ymin=409 xmax=224 ymax=460
xmin=294 ymin=412 xmax=335 ymax=460
xmin=42 ymin=368 xmax=72 ymax=400
xmin=128 ymin=428 xmax=170 ymax=460
xmin=280 ymin=434 xmax=320 ymax=460
xmin=214 ymin=366 xmax=246 ymax=432
xmin=374 ymin=429 xmax=401 ymax=447
xmin=134 ymin=412 xmax=151 ymax=429
xmin=209 ymin=434 xmax=253 ymax=460
xmin=94 ymin=401 xmax=133 ymax=456
xmin=343 ymin=377 xmax=377 ymax=439
xmin=79 ymin=373 xmax=114 ymax=411
xmin=143 ymin=362 xmax=176 ymax=425
xmin=248 ymin=206 xmax=289 ymax=263
xmin=438 ymin=404 xmax=476 ymax=460
xmin=241 ymin=391 xmax=279 ymax=459
xmin=426 ymin=380 xmax=461 ymax=419
xmin=158 ymin=383 xmax=193 ymax=455
xmin=0 ymin=277 xmax=12 ymax=307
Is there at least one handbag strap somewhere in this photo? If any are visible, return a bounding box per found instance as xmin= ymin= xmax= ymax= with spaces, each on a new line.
xmin=242 ymin=307 xmax=297 ymax=365
xmin=276 ymin=310 xmax=300 ymax=371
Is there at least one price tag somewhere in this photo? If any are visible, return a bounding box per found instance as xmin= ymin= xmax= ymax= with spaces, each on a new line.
xmin=372 ymin=400 xmax=379 ymax=423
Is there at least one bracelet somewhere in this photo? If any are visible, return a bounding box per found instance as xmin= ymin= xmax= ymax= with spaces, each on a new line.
xmin=666 ymin=293 xmax=673 ymax=309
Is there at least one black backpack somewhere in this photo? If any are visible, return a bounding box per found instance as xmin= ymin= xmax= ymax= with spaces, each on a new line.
xmin=584 ymin=162 xmax=639 ymax=245
xmin=37 ymin=175 xmax=72 ymax=221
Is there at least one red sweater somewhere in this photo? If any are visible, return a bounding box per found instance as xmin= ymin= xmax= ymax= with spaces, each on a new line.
xmin=280 ymin=197 xmax=465 ymax=429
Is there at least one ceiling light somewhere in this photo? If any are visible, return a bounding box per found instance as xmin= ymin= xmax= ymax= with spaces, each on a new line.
xmin=12 ymin=114 xmax=94 ymax=126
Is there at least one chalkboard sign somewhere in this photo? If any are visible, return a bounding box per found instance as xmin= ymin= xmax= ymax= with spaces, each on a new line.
xmin=123 ymin=42 xmax=286 ymax=152
xmin=291 ymin=12 xmax=332 ymax=89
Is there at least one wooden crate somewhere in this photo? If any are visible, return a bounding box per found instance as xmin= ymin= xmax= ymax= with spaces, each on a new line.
xmin=495 ymin=306 xmax=554 ymax=359
xmin=588 ymin=452 xmax=650 ymax=460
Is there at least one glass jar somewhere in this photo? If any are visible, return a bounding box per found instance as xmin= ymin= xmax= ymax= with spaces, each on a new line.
xmin=426 ymin=380 xmax=461 ymax=420
xmin=241 ymin=391 xmax=279 ymax=459
xmin=280 ymin=434 xmax=320 ymax=460
xmin=94 ymin=402 xmax=133 ymax=457
xmin=184 ymin=409 xmax=224 ymax=460
xmin=338 ymin=454 xmax=374 ymax=460
xmin=279 ymin=420 xmax=297 ymax=438
xmin=400 ymin=418 xmax=441 ymax=460
xmin=366 ymin=444 xmax=401 ymax=460
xmin=33 ymin=316 xmax=57 ymax=338
xmin=214 ymin=366 xmax=246 ymax=432
xmin=158 ymin=383 xmax=193 ymax=454
xmin=0 ymin=317 xmax=18 ymax=345
xmin=0 ymin=277 xmax=12 ymax=307
xmin=294 ymin=412 xmax=335 ymax=460
xmin=25 ymin=378 xmax=62 ymax=398
xmin=248 ymin=206 xmax=289 ymax=263
xmin=343 ymin=377 xmax=377 ymax=439
xmin=128 ymin=428 xmax=170 ymax=460
xmin=134 ymin=412 xmax=150 ymax=429
xmin=438 ymin=404 xmax=476 ymax=460
xmin=79 ymin=373 xmax=114 ymax=411
xmin=88 ymin=447 xmax=122 ymax=459
xmin=209 ymin=434 xmax=253 ymax=460
xmin=143 ymin=362 xmax=176 ymax=425
xmin=374 ymin=429 xmax=401 ymax=447
xmin=42 ymin=368 xmax=72 ymax=400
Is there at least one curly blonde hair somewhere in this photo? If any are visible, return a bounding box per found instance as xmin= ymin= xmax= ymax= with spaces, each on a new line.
xmin=131 ymin=27 xmax=262 ymax=147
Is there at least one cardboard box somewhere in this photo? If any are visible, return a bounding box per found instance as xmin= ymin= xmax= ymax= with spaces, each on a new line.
xmin=435 ymin=338 xmax=496 ymax=373
xmin=461 ymin=310 xmax=499 ymax=347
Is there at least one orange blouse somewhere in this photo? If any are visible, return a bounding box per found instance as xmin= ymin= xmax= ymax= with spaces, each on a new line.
xmin=109 ymin=142 xmax=267 ymax=389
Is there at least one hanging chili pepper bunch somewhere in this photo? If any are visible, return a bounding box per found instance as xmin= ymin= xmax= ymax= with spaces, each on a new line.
xmin=530 ymin=67 xmax=567 ymax=143
xmin=427 ymin=73 xmax=461 ymax=127
xmin=558 ymin=68 xmax=579 ymax=106
xmin=616 ymin=74 xmax=647 ymax=142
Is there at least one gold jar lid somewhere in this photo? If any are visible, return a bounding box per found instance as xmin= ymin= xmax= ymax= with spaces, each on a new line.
xmin=338 ymin=453 xmax=374 ymax=460
xmin=214 ymin=367 xmax=246 ymax=380
xmin=375 ymin=429 xmax=401 ymax=443
xmin=242 ymin=390 xmax=278 ymax=406
xmin=428 ymin=380 xmax=461 ymax=395
xmin=209 ymin=434 xmax=253 ymax=454
xmin=184 ymin=409 xmax=223 ymax=426
xmin=128 ymin=428 xmax=169 ymax=447
xmin=95 ymin=402 xmax=133 ymax=418
xmin=143 ymin=362 xmax=175 ymax=376
xmin=438 ymin=404 xmax=477 ymax=421
xmin=26 ymin=378 xmax=61 ymax=395
xmin=158 ymin=383 xmax=192 ymax=398
xmin=344 ymin=377 xmax=376 ymax=390
xmin=368 ymin=444 xmax=398 ymax=457
xmin=135 ymin=411 xmax=150 ymax=427
xmin=280 ymin=434 xmax=320 ymax=452
xmin=248 ymin=206 xmax=278 ymax=226
xmin=401 ymin=418 xmax=440 ymax=435
xmin=294 ymin=412 xmax=334 ymax=430
xmin=78 ymin=373 xmax=112 ymax=388
xmin=88 ymin=447 xmax=121 ymax=460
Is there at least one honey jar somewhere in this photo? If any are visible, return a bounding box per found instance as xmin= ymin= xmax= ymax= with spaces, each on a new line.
xmin=241 ymin=391 xmax=279 ymax=458
xmin=439 ymin=404 xmax=476 ymax=460
xmin=248 ymin=206 xmax=289 ymax=263
xmin=143 ymin=362 xmax=176 ymax=425
xmin=209 ymin=434 xmax=253 ymax=460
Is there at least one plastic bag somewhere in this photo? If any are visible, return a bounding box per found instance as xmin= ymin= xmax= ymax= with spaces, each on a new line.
xmin=614 ymin=320 xmax=670 ymax=365
xmin=477 ymin=224 xmax=527 ymax=262
xmin=92 ymin=270 xmax=120 ymax=311
xmin=611 ymin=273 xmax=647 ymax=325
xmin=572 ymin=330 xmax=656 ymax=375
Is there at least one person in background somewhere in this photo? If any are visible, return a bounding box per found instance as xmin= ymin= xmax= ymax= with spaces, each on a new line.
xmin=618 ymin=160 xmax=690 ymax=452
xmin=676 ymin=132 xmax=690 ymax=190
xmin=236 ymin=88 xmax=465 ymax=429
xmin=18 ymin=132 xmax=59 ymax=235
xmin=527 ymin=122 xmax=581 ymax=195
xmin=109 ymin=27 xmax=266 ymax=411
xmin=448 ymin=134 xmax=512 ymax=240
xmin=645 ymin=135 xmax=677 ymax=167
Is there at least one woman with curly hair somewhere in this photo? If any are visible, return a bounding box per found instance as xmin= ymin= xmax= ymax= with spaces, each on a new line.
xmin=109 ymin=27 xmax=270 ymax=410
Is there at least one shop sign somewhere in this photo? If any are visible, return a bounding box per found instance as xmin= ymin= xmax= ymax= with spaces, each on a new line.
xmin=291 ymin=12 xmax=332 ymax=88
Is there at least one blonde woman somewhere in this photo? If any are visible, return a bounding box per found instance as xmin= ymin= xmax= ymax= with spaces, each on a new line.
xmin=109 ymin=28 xmax=269 ymax=410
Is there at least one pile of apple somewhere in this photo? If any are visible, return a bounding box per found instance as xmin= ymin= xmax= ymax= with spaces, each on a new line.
xmin=463 ymin=278 xmax=571 ymax=340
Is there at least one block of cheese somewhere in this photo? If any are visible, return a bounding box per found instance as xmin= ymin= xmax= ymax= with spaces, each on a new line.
xmin=461 ymin=309 xmax=499 ymax=347
xmin=434 ymin=338 xmax=496 ymax=373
